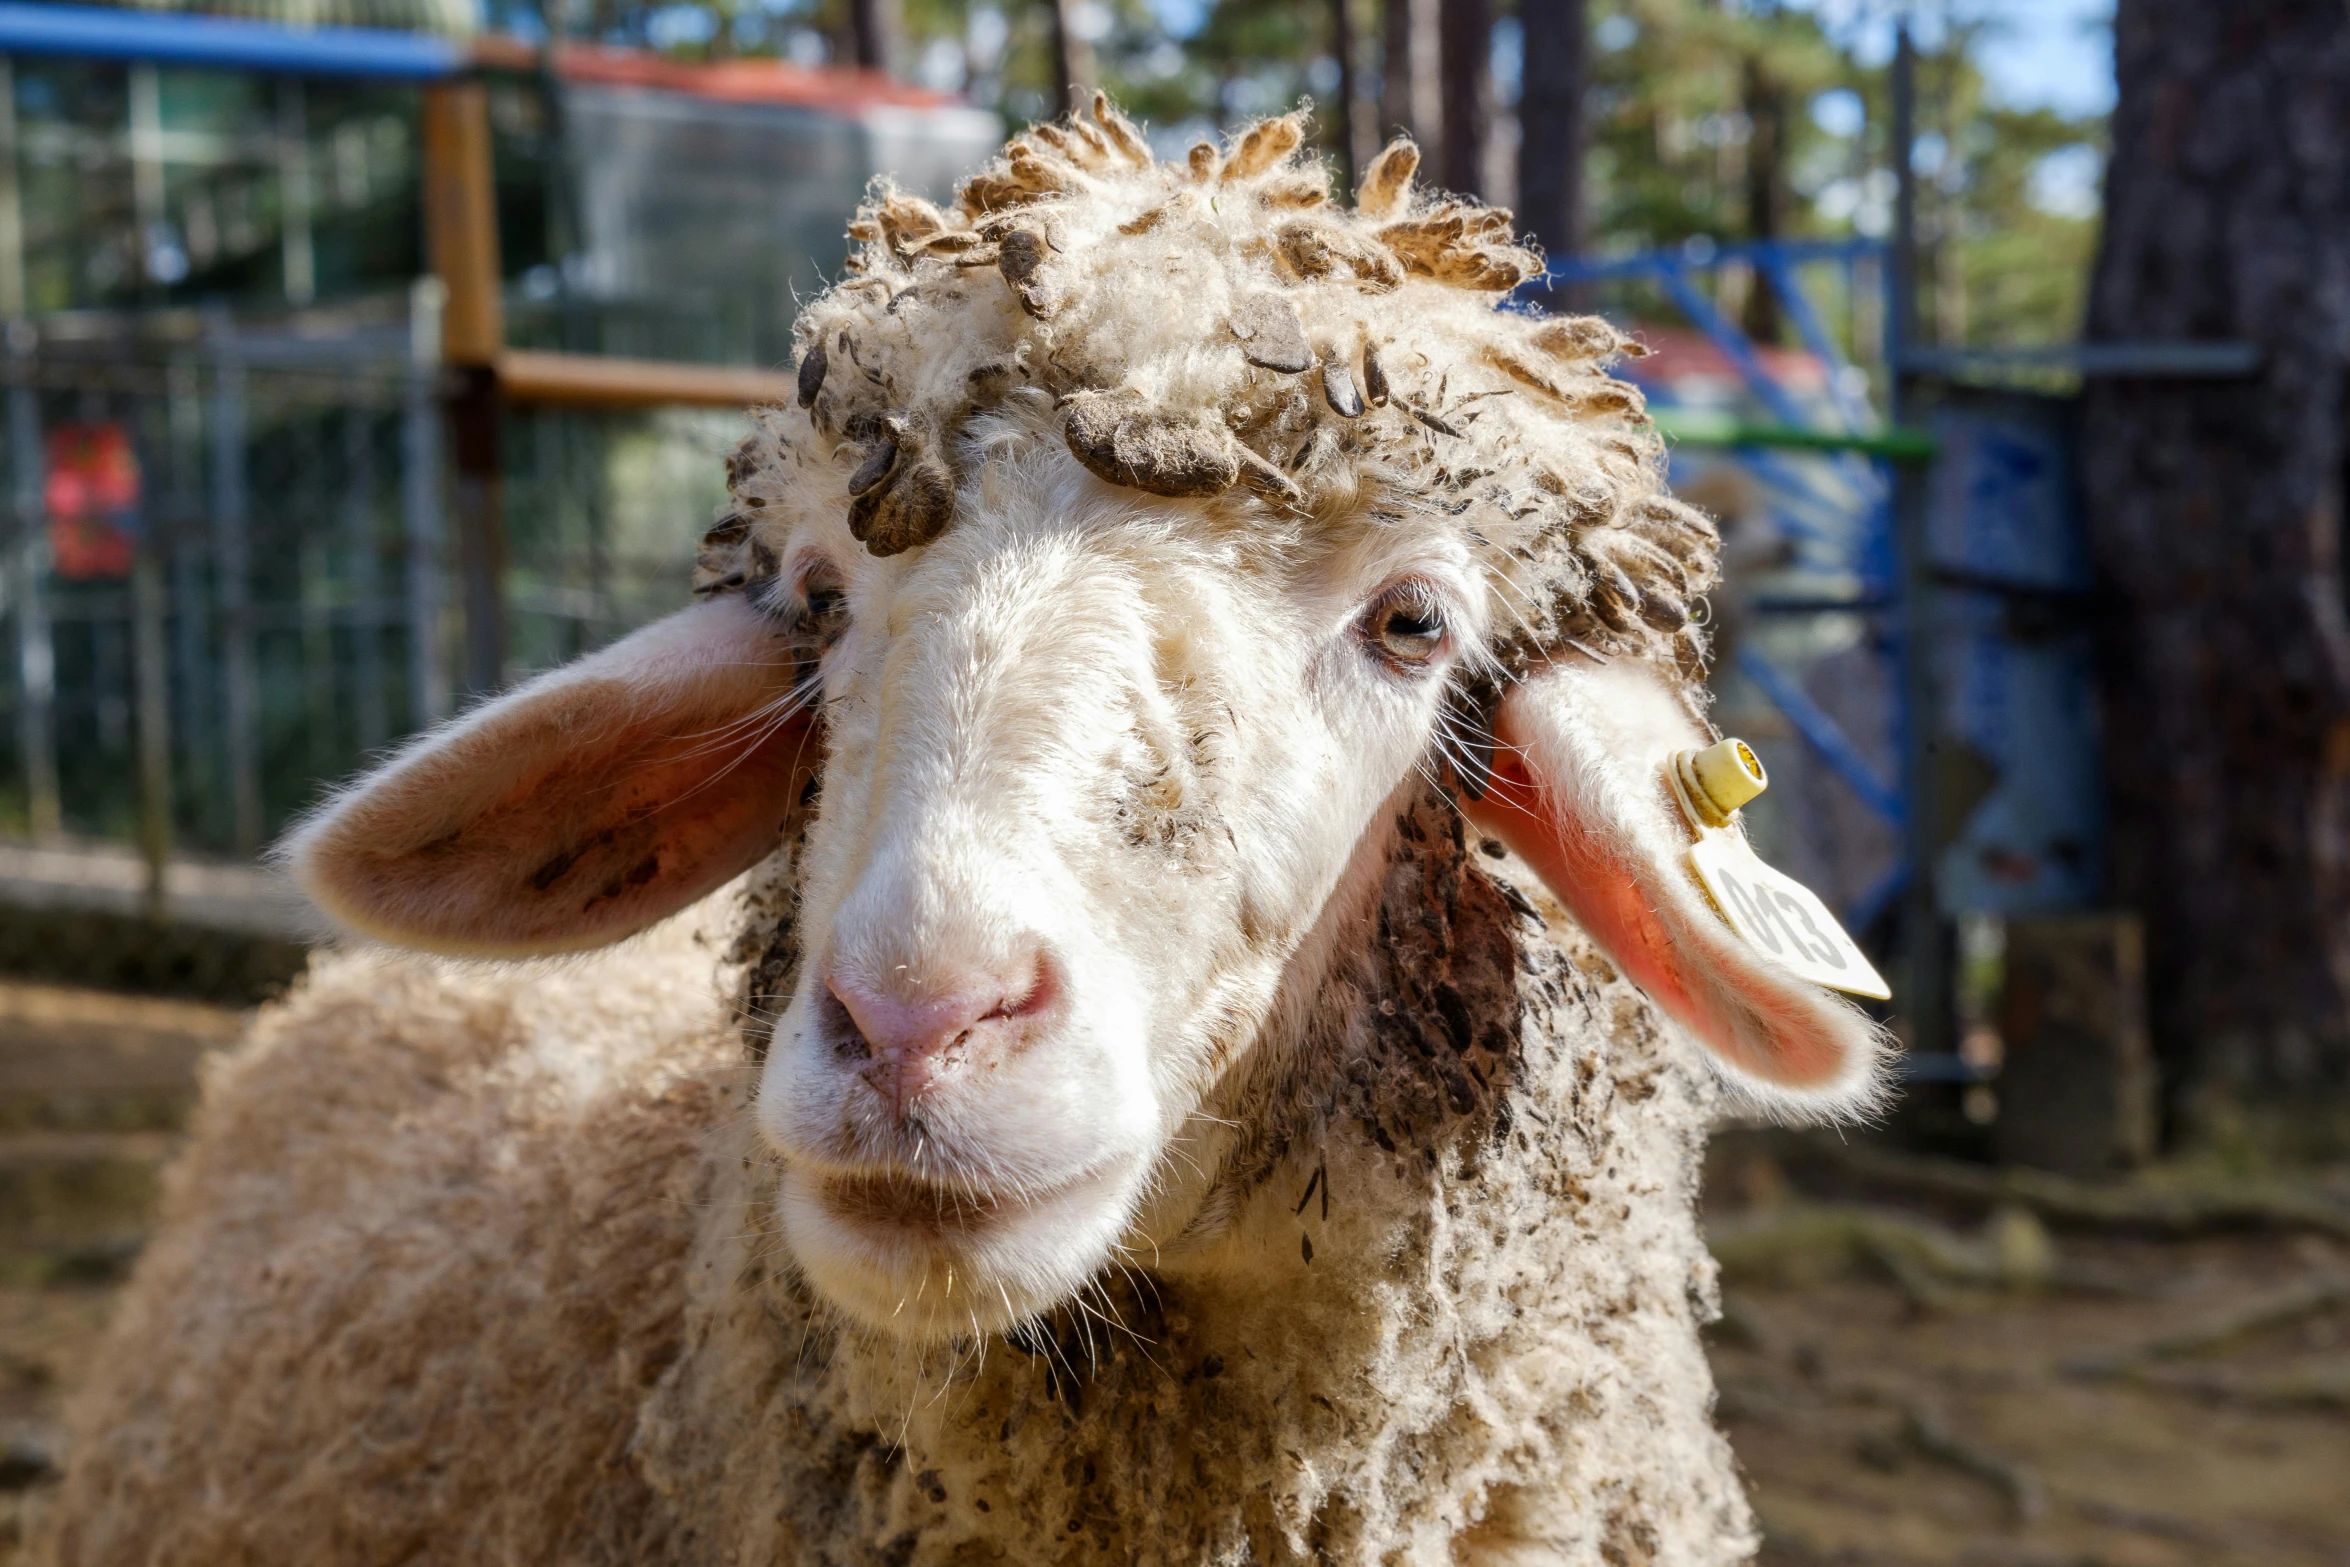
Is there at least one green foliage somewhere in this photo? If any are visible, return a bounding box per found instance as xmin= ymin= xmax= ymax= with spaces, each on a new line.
xmin=1586 ymin=0 xmax=1846 ymax=249
xmin=1587 ymin=0 xmax=2103 ymax=348
xmin=522 ymin=0 xmax=2102 ymax=347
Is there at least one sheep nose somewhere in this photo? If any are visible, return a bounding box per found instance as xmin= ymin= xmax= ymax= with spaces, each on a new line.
xmin=826 ymin=954 xmax=1057 ymax=1110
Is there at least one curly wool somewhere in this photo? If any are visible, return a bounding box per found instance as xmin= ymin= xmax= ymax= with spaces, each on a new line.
xmin=702 ymin=98 xmax=1718 ymax=684
xmin=51 ymin=802 xmax=1753 ymax=1567
xmin=46 ymin=106 xmax=1756 ymax=1567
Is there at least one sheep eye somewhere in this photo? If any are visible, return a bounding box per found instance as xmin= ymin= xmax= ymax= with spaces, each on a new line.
xmin=1362 ymin=583 xmax=1449 ymax=669
xmin=796 ymin=562 xmax=849 ymax=644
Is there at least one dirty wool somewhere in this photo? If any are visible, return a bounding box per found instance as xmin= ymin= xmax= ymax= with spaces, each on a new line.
xmin=51 ymin=102 xmax=1772 ymax=1565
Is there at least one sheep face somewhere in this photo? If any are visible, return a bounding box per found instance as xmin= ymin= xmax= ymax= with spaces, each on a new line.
xmin=281 ymin=101 xmax=1882 ymax=1355
xmin=747 ymin=421 xmax=1487 ymax=1340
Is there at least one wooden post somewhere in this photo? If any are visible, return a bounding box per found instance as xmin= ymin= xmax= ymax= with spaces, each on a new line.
xmin=1995 ymin=915 xmax=2158 ymax=1176
xmin=422 ymin=82 xmax=502 ymax=371
xmin=421 ymin=81 xmax=506 ymax=698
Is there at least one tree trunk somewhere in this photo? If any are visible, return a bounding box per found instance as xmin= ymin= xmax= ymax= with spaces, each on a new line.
xmin=2082 ymin=0 xmax=2350 ymax=1144
xmin=1516 ymin=0 xmax=1584 ymax=271
xmin=1740 ymin=52 xmax=1785 ymax=344
xmin=849 ymin=0 xmax=901 ymax=74
xmin=1331 ymin=0 xmax=1375 ymax=195
xmin=1382 ymin=0 xmax=1442 ymax=161
xmin=1437 ymin=0 xmax=1490 ymax=196
xmin=1048 ymin=0 xmax=1094 ymax=119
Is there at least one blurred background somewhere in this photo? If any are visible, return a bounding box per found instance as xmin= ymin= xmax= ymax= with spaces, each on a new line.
xmin=0 ymin=1 xmax=2338 ymax=1562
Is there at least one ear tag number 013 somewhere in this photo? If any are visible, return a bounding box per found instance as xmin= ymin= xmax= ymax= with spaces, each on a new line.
xmin=1670 ymin=741 xmax=1893 ymax=1002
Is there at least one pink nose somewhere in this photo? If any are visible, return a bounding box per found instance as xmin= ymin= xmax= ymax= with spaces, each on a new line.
xmin=826 ymin=953 xmax=1056 ymax=1111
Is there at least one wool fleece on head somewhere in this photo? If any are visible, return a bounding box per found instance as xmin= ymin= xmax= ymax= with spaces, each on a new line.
xmin=49 ymin=98 xmax=1881 ymax=1567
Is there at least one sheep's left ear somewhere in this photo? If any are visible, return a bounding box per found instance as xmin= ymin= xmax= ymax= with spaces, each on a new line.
xmin=1458 ymin=656 xmax=1883 ymax=1117
xmin=283 ymin=596 xmax=821 ymax=959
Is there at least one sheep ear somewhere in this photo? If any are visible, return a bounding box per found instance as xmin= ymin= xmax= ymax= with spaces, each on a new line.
xmin=1458 ymin=657 xmax=1882 ymax=1116
xmin=283 ymin=596 xmax=820 ymax=959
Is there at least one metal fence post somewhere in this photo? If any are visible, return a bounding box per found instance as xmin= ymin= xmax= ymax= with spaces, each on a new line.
xmin=345 ymin=395 xmax=387 ymax=754
xmin=405 ymin=276 xmax=449 ymax=728
xmin=0 ymin=57 xmax=26 ymax=323
xmin=166 ymin=357 xmax=213 ymax=839
xmin=6 ymin=326 xmax=56 ymax=841
xmin=132 ymin=545 xmax=171 ymax=918
xmin=1889 ymin=19 xmax=1951 ymax=1060
xmin=278 ymin=77 xmax=315 ymax=308
xmin=208 ymin=319 xmax=263 ymax=855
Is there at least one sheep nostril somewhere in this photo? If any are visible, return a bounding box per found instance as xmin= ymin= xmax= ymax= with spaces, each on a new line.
xmin=818 ymin=985 xmax=872 ymax=1062
xmin=981 ymin=955 xmax=1058 ymax=1025
xmin=822 ymin=947 xmax=1059 ymax=1108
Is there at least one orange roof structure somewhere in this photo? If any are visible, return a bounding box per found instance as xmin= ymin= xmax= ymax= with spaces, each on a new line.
xmin=471 ymin=36 xmax=967 ymax=116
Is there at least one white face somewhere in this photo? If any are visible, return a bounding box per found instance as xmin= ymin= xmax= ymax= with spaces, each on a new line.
xmin=753 ymin=434 xmax=1485 ymax=1340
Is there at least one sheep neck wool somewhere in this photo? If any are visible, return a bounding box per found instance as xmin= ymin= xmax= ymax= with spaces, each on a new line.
xmin=48 ymin=102 xmax=1757 ymax=1567
xmin=53 ymin=794 xmax=1750 ymax=1565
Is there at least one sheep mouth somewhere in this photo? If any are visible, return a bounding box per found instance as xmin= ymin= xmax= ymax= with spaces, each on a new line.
xmin=781 ymin=1154 xmax=1146 ymax=1338
xmin=820 ymin=1170 xmax=1012 ymax=1235
xmin=814 ymin=1162 xmax=1116 ymax=1239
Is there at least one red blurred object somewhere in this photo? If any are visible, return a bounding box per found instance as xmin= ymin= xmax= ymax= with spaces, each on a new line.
xmin=44 ymin=422 xmax=141 ymax=580
xmin=468 ymin=35 xmax=961 ymax=114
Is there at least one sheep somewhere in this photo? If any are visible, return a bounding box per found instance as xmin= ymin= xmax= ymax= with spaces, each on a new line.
xmin=48 ymin=100 xmax=1882 ymax=1566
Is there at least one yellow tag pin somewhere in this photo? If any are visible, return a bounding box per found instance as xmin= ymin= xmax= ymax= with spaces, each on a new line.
xmin=1669 ymin=740 xmax=1893 ymax=1001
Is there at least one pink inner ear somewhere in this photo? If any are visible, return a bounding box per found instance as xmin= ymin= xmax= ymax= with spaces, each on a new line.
xmin=1457 ymin=665 xmax=1879 ymax=1107
xmin=1469 ymin=750 xmax=1706 ymax=1023
xmin=288 ymin=599 xmax=820 ymax=958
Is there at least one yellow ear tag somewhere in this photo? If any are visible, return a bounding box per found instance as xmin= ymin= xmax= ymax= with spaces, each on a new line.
xmin=1668 ymin=740 xmax=1892 ymax=1002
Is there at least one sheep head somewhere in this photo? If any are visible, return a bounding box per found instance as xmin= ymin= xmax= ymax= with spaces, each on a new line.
xmin=280 ymin=100 xmax=1881 ymax=1346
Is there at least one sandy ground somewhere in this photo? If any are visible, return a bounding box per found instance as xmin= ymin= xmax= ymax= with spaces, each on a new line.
xmin=1711 ymin=1217 xmax=2350 ymax=1566
xmin=0 ymin=980 xmax=2340 ymax=1563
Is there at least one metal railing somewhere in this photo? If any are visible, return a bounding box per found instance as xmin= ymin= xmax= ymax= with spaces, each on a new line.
xmin=0 ymin=289 xmax=733 ymax=900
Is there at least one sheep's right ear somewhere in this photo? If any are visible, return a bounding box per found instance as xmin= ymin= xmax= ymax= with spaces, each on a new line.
xmin=283 ymin=596 xmax=820 ymax=958
xmin=1458 ymin=656 xmax=1884 ymax=1118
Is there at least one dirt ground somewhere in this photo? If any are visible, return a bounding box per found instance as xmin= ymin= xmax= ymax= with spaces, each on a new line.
xmin=0 ymin=980 xmax=2340 ymax=1563
xmin=1704 ymin=1131 xmax=2350 ymax=1567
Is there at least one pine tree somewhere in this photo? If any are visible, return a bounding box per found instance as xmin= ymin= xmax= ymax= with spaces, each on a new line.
xmin=2082 ymin=0 xmax=2350 ymax=1148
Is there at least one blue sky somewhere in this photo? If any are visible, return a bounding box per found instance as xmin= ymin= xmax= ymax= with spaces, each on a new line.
xmin=1137 ymin=2 xmax=2120 ymax=122
xmin=1970 ymin=0 xmax=2114 ymax=117
xmin=1792 ymin=1 xmax=2115 ymax=118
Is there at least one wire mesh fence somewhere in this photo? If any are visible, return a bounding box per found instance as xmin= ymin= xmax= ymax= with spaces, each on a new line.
xmin=0 ymin=291 xmax=736 ymax=877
